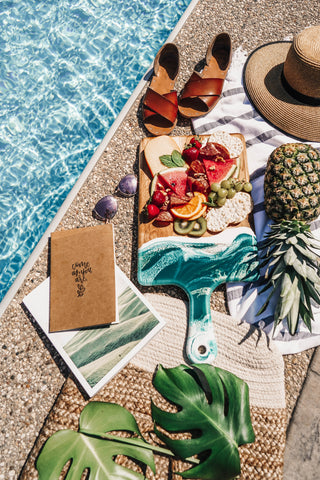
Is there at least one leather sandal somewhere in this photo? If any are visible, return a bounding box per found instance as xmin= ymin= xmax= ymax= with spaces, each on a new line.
xmin=143 ymin=43 xmax=179 ymax=136
xmin=178 ymin=33 xmax=232 ymax=118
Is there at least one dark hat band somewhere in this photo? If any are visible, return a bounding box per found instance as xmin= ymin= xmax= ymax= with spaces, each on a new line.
xmin=281 ymin=70 xmax=320 ymax=106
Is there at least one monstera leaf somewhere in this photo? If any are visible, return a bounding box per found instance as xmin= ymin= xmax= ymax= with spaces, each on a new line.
xmin=36 ymin=402 xmax=155 ymax=480
xmin=151 ymin=364 xmax=255 ymax=480
xmin=36 ymin=365 xmax=254 ymax=480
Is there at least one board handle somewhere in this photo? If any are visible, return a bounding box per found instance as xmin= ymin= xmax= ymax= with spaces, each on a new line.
xmin=186 ymin=290 xmax=218 ymax=364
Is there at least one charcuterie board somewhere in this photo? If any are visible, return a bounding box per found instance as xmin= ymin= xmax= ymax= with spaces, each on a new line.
xmin=137 ymin=134 xmax=260 ymax=364
xmin=138 ymin=134 xmax=252 ymax=246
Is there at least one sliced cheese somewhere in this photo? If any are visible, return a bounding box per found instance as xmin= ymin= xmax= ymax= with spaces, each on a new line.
xmin=144 ymin=135 xmax=181 ymax=176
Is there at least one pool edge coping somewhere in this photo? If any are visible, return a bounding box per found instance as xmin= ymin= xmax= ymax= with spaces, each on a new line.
xmin=0 ymin=0 xmax=200 ymax=318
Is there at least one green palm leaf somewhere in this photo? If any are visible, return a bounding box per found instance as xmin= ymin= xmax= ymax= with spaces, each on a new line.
xmin=36 ymin=402 xmax=155 ymax=480
xmin=151 ymin=364 xmax=254 ymax=480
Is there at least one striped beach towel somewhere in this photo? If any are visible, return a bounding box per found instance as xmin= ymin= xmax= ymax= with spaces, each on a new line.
xmin=192 ymin=48 xmax=320 ymax=355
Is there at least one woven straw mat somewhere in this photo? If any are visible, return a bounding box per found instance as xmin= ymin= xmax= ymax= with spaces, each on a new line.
xmin=21 ymin=293 xmax=286 ymax=480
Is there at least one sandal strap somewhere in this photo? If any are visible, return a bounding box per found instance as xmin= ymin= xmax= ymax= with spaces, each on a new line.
xmin=143 ymin=88 xmax=178 ymax=124
xmin=180 ymin=72 xmax=224 ymax=108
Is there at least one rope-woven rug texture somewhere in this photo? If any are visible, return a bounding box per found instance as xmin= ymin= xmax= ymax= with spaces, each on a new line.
xmin=21 ymin=293 xmax=286 ymax=480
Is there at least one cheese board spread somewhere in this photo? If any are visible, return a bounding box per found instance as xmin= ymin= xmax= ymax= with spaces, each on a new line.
xmin=137 ymin=133 xmax=260 ymax=363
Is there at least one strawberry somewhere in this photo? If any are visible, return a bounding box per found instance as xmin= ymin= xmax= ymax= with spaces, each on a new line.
xmin=183 ymin=136 xmax=203 ymax=163
xmin=182 ymin=145 xmax=199 ymax=163
xmin=190 ymin=136 xmax=202 ymax=150
xmin=151 ymin=190 xmax=166 ymax=207
xmin=147 ymin=203 xmax=160 ymax=219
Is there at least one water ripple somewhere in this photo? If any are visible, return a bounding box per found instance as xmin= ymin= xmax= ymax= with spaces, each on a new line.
xmin=0 ymin=0 xmax=191 ymax=302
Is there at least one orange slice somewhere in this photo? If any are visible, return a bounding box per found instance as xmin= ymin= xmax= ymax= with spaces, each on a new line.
xmin=188 ymin=192 xmax=207 ymax=220
xmin=170 ymin=192 xmax=203 ymax=219
xmin=188 ymin=205 xmax=207 ymax=220
xmin=194 ymin=191 xmax=207 ymax=202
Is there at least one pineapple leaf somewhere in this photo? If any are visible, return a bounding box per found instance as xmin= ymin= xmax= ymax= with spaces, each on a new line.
xmin=272 ymin=244 xmax=291 ymax=256
xmin=256 ymin=277 xmax=282 ymax=315
xmin=296 ymin=232 xmax=313 ymax=246
xmin=305 ymin=265 xmax=320 ymax=284
xmin=298 ymin=280 xmax=313 ymax=332
xmin=292 ymin=258 xmax=308 ymax=278
xmin=280 ymin=271 xmax=294 ymax=299
xmin=261 ymin=235 xmax=286 ymax=248
xmin=287 ymin=237 xmax=298 ymax=245
xmin=274 ymin=298 xmax=283 ymax=324
xmin=303 ymin=279 xmax=320 ymax=305
xmin=259 ymin=257 xmax=273 ymax=270
xmin=262 ymin=254 xmax=282 ymax=271
xmin=301 ymin=230 xmax=320 ymax=245
xmin=258 ymin=282 xmax=273 ymax=296
xmin=278 ymin=275 xmax=298 ymax=320
xmin=294 ymin=242 xmax=319 ymax=262
xmin=283 ymin=247 xmax=297 ymax=266
xmin=302 ymin=309 xmax=313 ymax=333
xmin=256 ymin=300 xmax=269 ymax=317
xmin=286 ymin=292 xmax=301 ymax=335
xmin=259 ymin=274 xmax=279 ymax=294
xmin=259 ymin=243 xmax=283 ymax=259
xmin=266 ymin=258 xmax=286 ymax=281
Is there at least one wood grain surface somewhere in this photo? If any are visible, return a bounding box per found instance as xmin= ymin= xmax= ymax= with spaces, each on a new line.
xmin=138 ymin=134 xmax=252 ymax=248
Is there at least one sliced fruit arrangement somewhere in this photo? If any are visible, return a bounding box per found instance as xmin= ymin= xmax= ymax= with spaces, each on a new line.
xmin=258 ymin=143 xmax=320 ymax=336
xmin=143 ymin=132 xmax=252 ymax=236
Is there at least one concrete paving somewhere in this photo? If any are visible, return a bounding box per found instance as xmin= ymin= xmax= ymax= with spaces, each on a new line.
xmin=284 ymin=348 xmax=320 ymax=480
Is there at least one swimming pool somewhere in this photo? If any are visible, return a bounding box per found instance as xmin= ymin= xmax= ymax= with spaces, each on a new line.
xmin=0 ymin=0 xmax=192 ymax=306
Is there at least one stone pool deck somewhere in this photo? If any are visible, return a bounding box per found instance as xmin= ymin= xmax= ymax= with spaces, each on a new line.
xmin=1 ymin=1 xmax=319 ymax=479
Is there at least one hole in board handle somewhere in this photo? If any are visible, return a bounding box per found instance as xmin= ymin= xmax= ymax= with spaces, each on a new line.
xmin=198 ymin=345 xmax=207 ymax=355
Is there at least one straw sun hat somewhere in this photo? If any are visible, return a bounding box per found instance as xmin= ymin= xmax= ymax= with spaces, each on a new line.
xmin=243 ymin=25 xmax=320 ymax=142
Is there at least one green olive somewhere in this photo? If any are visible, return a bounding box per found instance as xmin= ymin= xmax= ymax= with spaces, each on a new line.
xmin=227 ymin=188 xmax=236 ymax=199
xmin=217 ymin=197 xmax=227 ymax=207
xmin=210 ymin=182 xmax=220 ymax=192
xmin=220 ymin=179 xmax=231 ymax=190
xmin=208 ymin=191 xmax=217 ymax=202
xmin=243 ymin=182 xmax=253 ymax=193
xmin=217 ymin=188 xmax=227 ymax=198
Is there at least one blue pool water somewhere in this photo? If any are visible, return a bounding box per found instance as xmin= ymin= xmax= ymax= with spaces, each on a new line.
xmin=0 ymin=0 xmax=191 ymax=304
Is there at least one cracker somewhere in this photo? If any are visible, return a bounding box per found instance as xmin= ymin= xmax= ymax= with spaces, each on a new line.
xmin=225 ymin=192 xmax=253 ymax=224
xmin=208 ymin=131 xmax=243 ymax=158
xmin=206 ymin=208 xmax=230 ymax=232
xmin=206 ymin=192 xmax=253 ymax=233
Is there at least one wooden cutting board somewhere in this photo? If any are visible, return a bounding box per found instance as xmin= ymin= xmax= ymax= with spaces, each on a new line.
xmin=137 ymin=134 xmax=259 ymax=364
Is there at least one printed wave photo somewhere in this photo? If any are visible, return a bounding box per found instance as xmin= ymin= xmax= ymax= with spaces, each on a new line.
xmin=63 ymin=286 xmax=160 ymax=387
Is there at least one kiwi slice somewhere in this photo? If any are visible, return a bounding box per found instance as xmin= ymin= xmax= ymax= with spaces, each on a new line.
xmin=189 ymin=217 xmax=207 ymax=237
xmin=174 ymin=219 xmax=196 ymax=235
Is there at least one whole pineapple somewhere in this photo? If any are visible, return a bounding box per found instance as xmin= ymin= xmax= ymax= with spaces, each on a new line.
xmin=259 ymin=143 xmax=320 ymax=335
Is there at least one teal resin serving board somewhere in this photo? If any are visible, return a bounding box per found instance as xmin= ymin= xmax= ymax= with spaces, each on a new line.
xmin=137 ymin=134 xmax=260 ymax=364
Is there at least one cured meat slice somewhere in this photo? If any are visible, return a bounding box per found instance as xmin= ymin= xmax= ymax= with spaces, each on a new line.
xmin=199 ymin=142 xmax=230 ymax=161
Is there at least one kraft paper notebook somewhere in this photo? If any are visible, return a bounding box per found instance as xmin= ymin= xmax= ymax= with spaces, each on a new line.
xmin=49 ymin=224 xmax=117 ymax=332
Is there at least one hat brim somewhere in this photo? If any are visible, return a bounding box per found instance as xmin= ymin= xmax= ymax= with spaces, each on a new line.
xmin=243 ymin=41 xmax=320 ymax=142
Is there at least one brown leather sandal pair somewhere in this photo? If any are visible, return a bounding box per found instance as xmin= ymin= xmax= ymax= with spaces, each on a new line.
xmin=142 ymin=33 xmax=232 ymax=136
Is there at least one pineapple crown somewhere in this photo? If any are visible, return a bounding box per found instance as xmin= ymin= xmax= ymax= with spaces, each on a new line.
xmin=276 ymin=219 xmax=311 ymax=235
xmin=258 ymin=219 xmax=320 ymax=336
